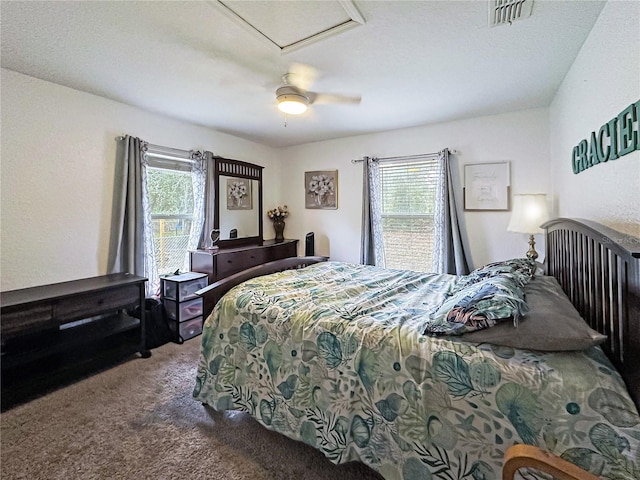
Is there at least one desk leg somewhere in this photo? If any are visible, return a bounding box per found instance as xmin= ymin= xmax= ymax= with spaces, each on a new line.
xmin=139 ymin=285 xmax=152 ymax=358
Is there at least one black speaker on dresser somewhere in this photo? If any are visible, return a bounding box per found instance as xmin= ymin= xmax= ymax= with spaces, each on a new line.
xmin=305 ymin=232 xmax=315 ymax=256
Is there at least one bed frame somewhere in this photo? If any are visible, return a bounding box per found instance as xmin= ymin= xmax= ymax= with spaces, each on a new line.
xmin=543 ymin=218 xmax=640 ymax=408
xmin=195 ymin=219 xmax=640 ymax=478
xmin=196 ymin=219 xmax=640 ymax=409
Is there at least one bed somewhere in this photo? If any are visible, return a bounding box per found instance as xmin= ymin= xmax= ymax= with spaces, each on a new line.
xmin=193 ymin=218 xmax=640 ymax=480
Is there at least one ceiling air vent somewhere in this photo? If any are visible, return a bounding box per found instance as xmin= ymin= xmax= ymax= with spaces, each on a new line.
xmin=489 ymin=0 xmax=533 ymax=27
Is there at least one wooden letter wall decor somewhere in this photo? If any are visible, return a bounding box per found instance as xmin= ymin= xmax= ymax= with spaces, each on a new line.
xmin=572 ymin=99 xmax=640 ymax=174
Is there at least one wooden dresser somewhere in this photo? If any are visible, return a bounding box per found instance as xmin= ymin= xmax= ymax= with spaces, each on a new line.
xmin=190 ymin=239 xmax=298 ymax=318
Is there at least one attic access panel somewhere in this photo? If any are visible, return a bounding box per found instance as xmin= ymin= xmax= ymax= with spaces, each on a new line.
xmin=214 ymin=0 xmax=365 ymax=54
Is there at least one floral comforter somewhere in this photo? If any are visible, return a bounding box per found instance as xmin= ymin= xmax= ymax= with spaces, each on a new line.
xmin=193 ymin=262 xmax=640 ymax=480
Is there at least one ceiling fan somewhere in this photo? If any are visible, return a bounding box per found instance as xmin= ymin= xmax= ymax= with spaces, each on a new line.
xmin=275 ymin=64 xmax=361 ymax=115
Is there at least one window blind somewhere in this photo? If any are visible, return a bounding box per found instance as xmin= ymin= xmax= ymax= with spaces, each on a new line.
xmin=379 ymin=159 xmax=439 ymax=272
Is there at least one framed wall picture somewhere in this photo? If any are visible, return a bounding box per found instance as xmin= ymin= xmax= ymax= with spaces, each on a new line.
xmin=226 ymin=178 xmax=252 ymax=210
xmin=305 ymin=170 xmax=338 ymax=209
xmin=464 ymin=162 xmax=510 ymax=211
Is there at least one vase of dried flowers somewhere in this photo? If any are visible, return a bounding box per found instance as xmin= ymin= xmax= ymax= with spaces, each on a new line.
xmin=267 ymin=205 xmax=289 ymax=243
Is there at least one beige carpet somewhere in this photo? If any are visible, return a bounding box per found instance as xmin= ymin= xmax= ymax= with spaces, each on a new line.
xmin=1 ymin=339 xmax=383 ymax=480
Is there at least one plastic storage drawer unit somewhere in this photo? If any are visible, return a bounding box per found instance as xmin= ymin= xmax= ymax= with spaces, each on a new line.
xmin=160 ymin=272 xmax=207 ymax=342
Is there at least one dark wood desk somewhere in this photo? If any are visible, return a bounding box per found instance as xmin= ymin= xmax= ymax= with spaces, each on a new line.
xmin=1 ymin=273 xmax=148 ymax=369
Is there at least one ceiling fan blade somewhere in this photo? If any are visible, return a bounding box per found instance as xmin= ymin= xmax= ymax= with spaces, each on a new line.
xmin=287 ymin=62 xmax=317 ymax=91
xmin=308 ymin=92 xmax=362 ymax=105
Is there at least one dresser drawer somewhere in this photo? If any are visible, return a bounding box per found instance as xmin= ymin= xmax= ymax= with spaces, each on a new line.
xmin=55 ymin=284 xmax=140 ymax=323
xmin=266 ymin=242 xmax=297 ymax=261
xmin=216 ymin=249 xmax=267 ymax=278
xmin=1 ymin=302 xmax=54 ymax=338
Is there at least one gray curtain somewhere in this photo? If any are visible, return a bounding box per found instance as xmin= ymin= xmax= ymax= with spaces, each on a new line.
xmin=360 ymin=157 xmax=385 ymax=267
xmin=360 ymin=157 xmax=374 ymax=265
xmin=360 ymin=157 xmax=384 ymax=266
xmin=108 ymin=135 xmax=157 ymax=295
xmin=432 ymin=149 xmax=471 ymax=275
xmin=197 ymin=151 xmax=216 ymax=249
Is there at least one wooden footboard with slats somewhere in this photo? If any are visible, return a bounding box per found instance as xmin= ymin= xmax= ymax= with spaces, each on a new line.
xmin=543 ymin=218 xmax=640 ymax=407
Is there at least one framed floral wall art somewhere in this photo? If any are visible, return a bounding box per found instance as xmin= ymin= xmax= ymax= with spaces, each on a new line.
xmin=227 ymin=178 xmax=252 ymax=210
xmin=305 ymin=170 xmax=338 ymax=209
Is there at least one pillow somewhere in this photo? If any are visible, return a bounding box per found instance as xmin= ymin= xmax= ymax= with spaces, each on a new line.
xmin=427 ymin=274 xmax=529 ymax=335
xmin=458 ymin=275 xmax=607 ymax=351
xmin=457 ymin=258 xmax=535 ymax=289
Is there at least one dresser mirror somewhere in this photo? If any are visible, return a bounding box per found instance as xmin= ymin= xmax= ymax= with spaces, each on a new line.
xmin=213 ymin=157 xmax=263 ymax=247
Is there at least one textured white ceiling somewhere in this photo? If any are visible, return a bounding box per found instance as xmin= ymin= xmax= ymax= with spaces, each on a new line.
xmin=218 ymin=0 xmax=357 ymax=48
xmin=0 ymin=1 xmax=606 ymax=148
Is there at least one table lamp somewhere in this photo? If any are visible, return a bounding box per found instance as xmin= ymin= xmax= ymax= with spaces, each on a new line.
xmin=507 ymin=194 xmax=550 ymax=261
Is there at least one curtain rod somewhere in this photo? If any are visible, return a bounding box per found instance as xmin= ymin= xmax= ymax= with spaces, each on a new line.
xmin=116 ymin=135 xmax=200 ymax=163
xmin=350 ymin=148 xmax=457 ymax=163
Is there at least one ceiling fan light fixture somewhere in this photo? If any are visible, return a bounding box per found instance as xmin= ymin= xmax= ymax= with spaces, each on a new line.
xmin=277 ymin=93 xmax=309 ymax=115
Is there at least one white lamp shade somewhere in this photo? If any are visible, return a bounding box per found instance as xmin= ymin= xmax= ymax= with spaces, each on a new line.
xmin=277 ymin=94 xmax=308 ymax=115
xmin=507 ymin=194 xmax=550 ymax=234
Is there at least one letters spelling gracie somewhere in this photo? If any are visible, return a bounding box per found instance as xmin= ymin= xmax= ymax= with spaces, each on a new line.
xmin=572 ymin=99 xmax=640 ymax=174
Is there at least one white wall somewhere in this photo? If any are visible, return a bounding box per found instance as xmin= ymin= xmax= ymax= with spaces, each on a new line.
xmin=0 ymin=69 xmax=281 ymax=291
xmin=550 ymin=1 xmax=639 ymax=237
xmin=279 ymin=108 xmax=550 ymax=268
xmin=10 ymin=0 xmax=636 ymax=294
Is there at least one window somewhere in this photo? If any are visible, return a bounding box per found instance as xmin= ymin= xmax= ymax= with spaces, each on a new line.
xmin=146 ymin=157 xmax=194 ymax=276
xmin=379 ymin=159 xmax=438 ymax=272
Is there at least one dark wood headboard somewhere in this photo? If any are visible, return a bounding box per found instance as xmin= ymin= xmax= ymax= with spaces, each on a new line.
xmin=543 ymin=218 xmax=640 ymax=407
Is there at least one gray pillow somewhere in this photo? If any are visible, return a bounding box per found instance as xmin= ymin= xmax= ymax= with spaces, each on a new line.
xmin=459 ymin=275 xmax=606 ymax=351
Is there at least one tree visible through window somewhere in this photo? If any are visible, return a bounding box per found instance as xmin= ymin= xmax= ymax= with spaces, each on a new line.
xmin=147 ymin=166 xmax=194 ymax=275
xmin=379 ymin=159 xmax=438 ymax=272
